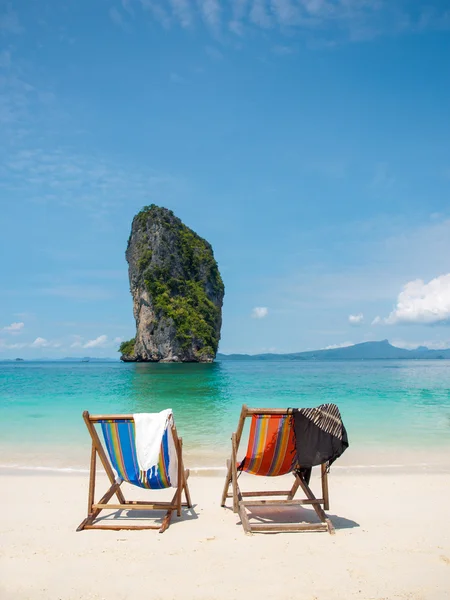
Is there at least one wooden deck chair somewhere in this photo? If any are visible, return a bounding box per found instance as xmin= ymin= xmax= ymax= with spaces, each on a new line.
xmin=220 ymin=405 xmax=334 ymax=534
xmin=77 ymin=411 xmax=192 ymax=533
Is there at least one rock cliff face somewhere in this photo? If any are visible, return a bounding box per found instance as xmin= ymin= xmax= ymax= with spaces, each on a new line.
xmin=120 ymin=205 xmax=224 ymax=363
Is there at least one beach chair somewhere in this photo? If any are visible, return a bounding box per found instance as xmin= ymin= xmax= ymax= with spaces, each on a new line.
xmin=220 ymin=405 xmax=334 ymax=534
xmin=77 ymin=411 xmax=192 ymax=532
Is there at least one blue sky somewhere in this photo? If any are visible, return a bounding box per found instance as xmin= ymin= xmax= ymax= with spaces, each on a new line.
xmin=1 ymin=0 xmax=450 ymax=358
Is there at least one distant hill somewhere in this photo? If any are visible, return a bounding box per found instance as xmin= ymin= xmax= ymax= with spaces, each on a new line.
xmin=0 ymin=357 xmax=120 ymax=363
xmin=217 ymin=340 xmax=450 ymax=361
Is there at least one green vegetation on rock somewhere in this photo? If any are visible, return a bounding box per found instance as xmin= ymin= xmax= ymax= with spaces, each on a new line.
xmin=137 ymin=205 xmax=223 ymax=357
xmin=119 ymin=338 xmax=135 ymax=356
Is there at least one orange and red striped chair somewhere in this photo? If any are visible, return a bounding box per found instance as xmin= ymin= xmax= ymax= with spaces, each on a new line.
xmin=220 ymin=405 xmax=334 ymax=534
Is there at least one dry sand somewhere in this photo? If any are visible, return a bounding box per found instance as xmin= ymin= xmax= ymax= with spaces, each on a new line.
xmin=1 ymin=470 xmax=450 ymax=600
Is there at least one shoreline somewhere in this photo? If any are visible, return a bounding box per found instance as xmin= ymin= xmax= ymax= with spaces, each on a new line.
xmin=2 ymin=443 xmax=450 ymax=476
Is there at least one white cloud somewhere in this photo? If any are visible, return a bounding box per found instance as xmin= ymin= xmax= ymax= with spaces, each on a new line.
xmin=83 ymin=335 xmax=108 ymax=349
xmin=383 ymin=274 xmax=450 ymax=325
xmin=251 ymin=306 xmax=269 ymax=319
xmin=0 ymin=336 xmax=62 ymax=351
xmin=371 ymin=316 xmax=382 ymax=325
xmin=2 ymin=321 xmax=24 ymax=334
xmin=31 ymin=337 xmax=49 ymax=348
xmin=348 ymin=313 xmax=364 ymax=326
xmin=322 ymin=341 xmax=353 ymax=350
xmin=71 ymin=334 xmax=116 ymax=348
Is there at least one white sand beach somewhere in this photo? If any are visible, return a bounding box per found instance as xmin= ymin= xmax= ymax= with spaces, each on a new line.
xmin=2 ymin=469 xmax=450 ymax=600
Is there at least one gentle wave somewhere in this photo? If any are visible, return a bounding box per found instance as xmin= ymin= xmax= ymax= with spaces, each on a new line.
xmin=0 ymin=462 xmax=442 ymax=474
xmin=0 ymin=464 xmax=90 ymax=473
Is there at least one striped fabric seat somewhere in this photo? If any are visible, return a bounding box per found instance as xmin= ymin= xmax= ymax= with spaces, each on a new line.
xmin=100 ymin=419 xmax=171 ymax=489
xmin=238 ymin=414 xmax=296 ymax=476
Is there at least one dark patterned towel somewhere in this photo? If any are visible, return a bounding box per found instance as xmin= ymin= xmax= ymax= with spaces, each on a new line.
xmin=293 ymin=403 xmax=349 ymax=470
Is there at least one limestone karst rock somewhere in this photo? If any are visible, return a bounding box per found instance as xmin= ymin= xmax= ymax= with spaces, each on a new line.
xmin=120 ymin=205 xmax=224 ymax=363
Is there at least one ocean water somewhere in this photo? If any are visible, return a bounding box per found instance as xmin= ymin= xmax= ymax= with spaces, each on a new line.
xmin=1 ymin=360 xmax=450 ymax=471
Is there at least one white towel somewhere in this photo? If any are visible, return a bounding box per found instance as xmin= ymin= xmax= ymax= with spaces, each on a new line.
xmin=133 ymin=409 xmax=178 ymax=487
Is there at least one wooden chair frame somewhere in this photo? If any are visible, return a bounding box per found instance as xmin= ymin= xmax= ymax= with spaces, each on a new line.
xmin=220 ymin=405 xmax=335 ymax=534
xmin=77 ymin=411 xmax=192 ymax=533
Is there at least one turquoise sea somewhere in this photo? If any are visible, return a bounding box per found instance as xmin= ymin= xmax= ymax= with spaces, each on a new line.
xmin=1 ymin=360 xmax=450 ymax=472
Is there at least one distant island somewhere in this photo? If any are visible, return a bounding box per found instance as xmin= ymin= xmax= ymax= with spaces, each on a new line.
xmin=0 ymin=357 xmax=119 ymax=363
xmin=217 ymin=340 xmax=450 ymax=361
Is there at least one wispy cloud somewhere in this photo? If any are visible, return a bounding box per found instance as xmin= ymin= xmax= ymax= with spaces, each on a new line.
xmin=250 ymin=0 xmax=272 ymax=29
xmin=1 ymin=146 xmax=179 ymax=219
xmin=0 ymin=49 xmax=11 ymax=68
xmin=70 ymin=334 xmax=113 ymax=348
xmin=139 ymin=0 xmax=171 ymax=28
xmin=0 ymin=333 xmax=120 ymax=354
xmin=205 ymin=45 xmax=224 ymax=60
xmin=83 ymin=334 xmax=109 ymax=348
xmin=0 ymin=5 xmax=23 ymax=35
xmin=370 ymin=162 xmax=396 ymax=191
xmin=271 ymin=44 xmax=296 ymax=56
xmin=229 ymin=0 xmax=248 ymax=34
xmin=169 ymin=0 xmax=193 ymax=28
xmin=169 ymin=71 xmax=185 ymax=84
xmin=198 ymin=0 xmax=221 ymax=29
xmin=2 ymin=321 xmax=24 ymax=334
xmin=105 ymin=0 xmax=450 ymax=41
xmin=0 ymin=339 xmax=27 ymax=350
xmin=37 ymin=285 xmax=114 ymax=301
xmin=0 ymin=48 xmax=180 ymax=221
xmin=109 ymin=7 xmax=132 ymax=31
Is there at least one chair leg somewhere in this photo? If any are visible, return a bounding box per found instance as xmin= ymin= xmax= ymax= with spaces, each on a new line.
xmin=296 ymin=473 xmax=335 ymax=535
xmin=176 ymin=438 xmax=183 ymax=517
xmin=287 ymin=475 xmax=301 ymax=500
xmin=159 ymin=510 xmax=173 ymax=533
xmin=231 ymin=434 xmax=239 ymax=513
xmin=221 ymin=460 xmax=232 ymax=507
xmin=238 ymin=501 xmax=252 ymax=535
xmin=77 ymin=480 xmax=123 ymax=532
xmin=183 ymin=469 xmax=192 ymax=508
xmin=321 ymin=462 xmax=330 ymax=511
